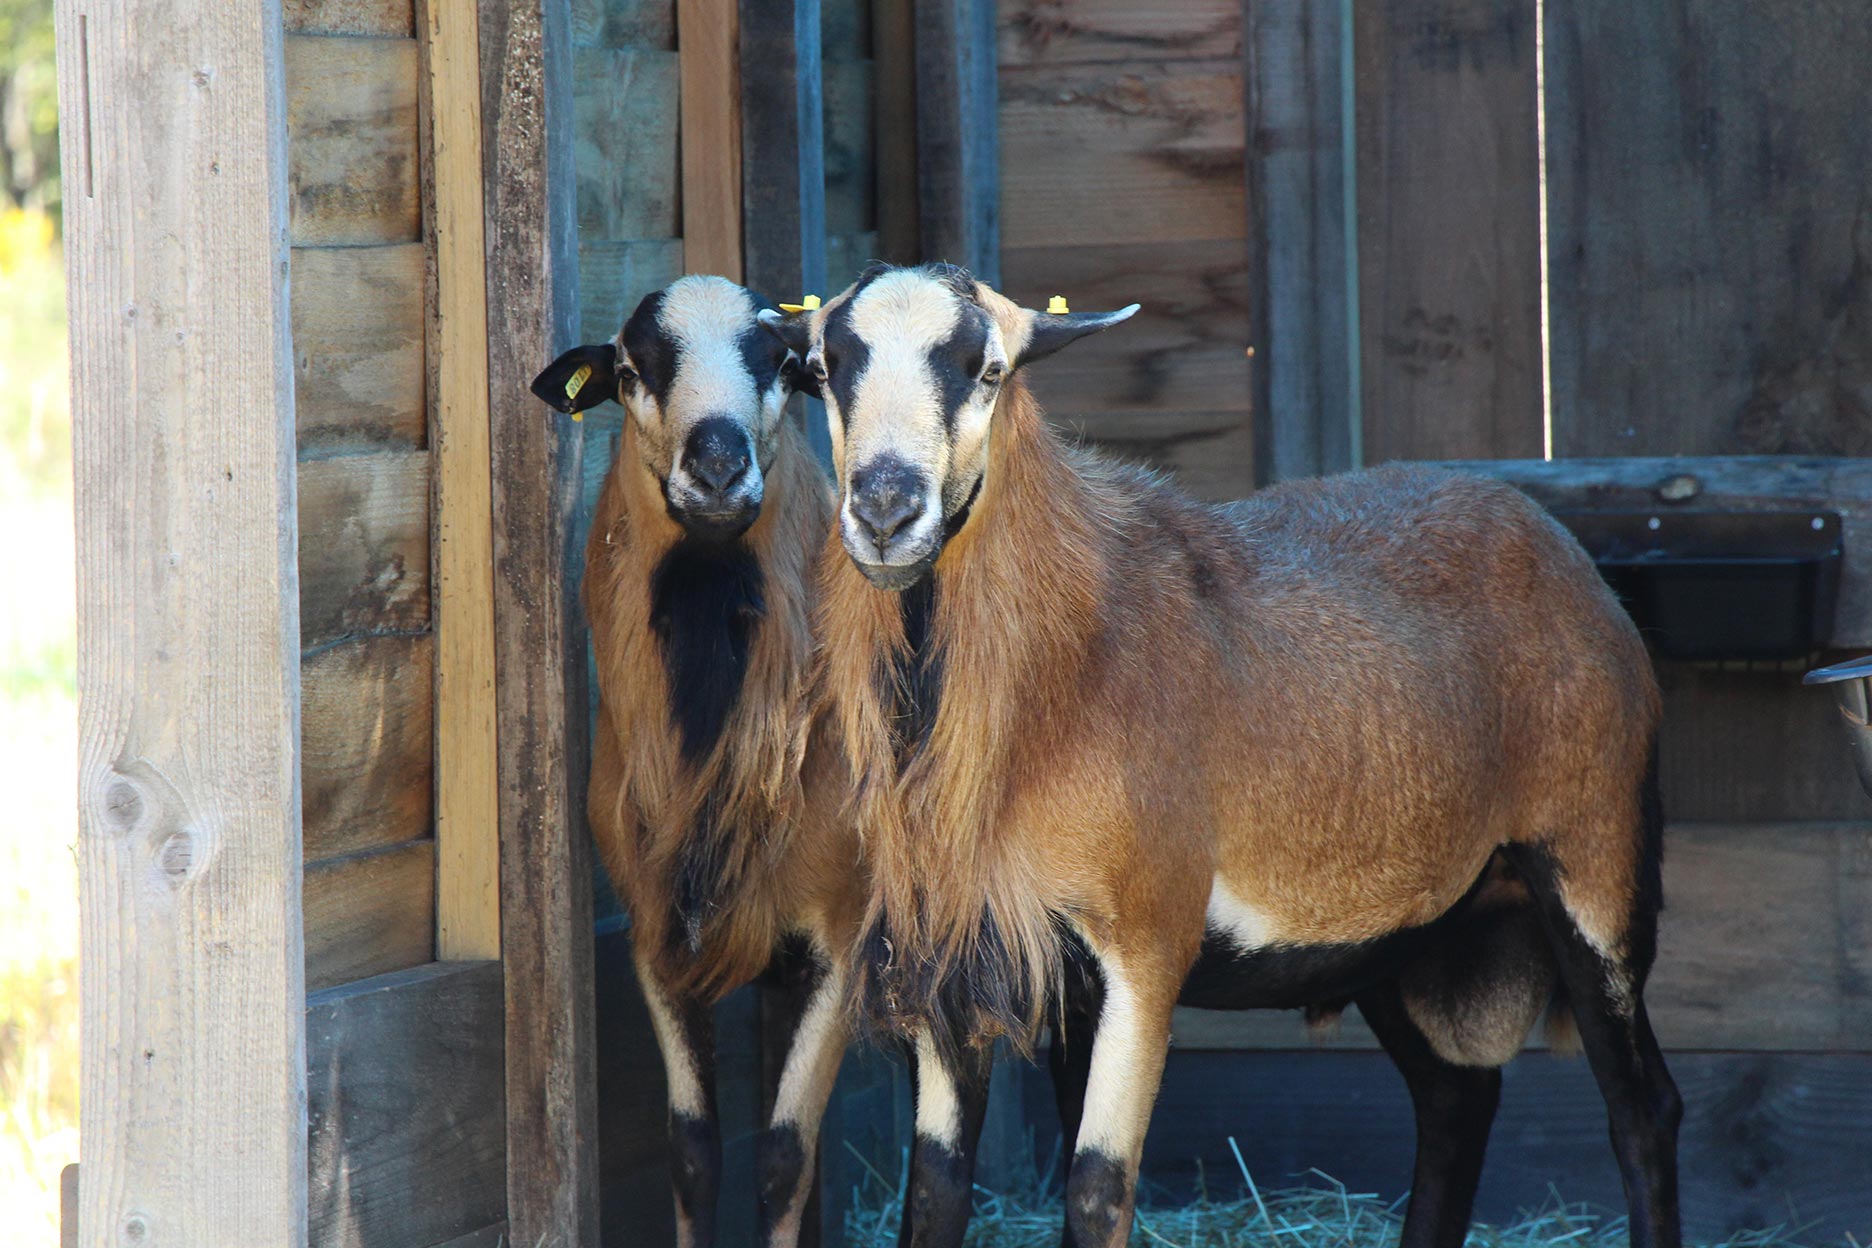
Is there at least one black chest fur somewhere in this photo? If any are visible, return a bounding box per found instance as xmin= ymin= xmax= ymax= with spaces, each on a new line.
xmin=648 ymin=539 xmax=767 ymax=766
xmin=889 ymin=577 xmax=943 ymax=768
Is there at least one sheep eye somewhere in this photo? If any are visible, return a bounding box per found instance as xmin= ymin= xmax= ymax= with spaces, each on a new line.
xmin=810 ymin=356 xmax=830 ymax=381
xmin=615 ymin=363 xmax=639 ymax=387
xmin=980 ymin=362 xmax=1005 ymax=388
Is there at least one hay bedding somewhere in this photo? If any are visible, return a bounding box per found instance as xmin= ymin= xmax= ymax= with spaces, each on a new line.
xmin=840 ymin=1138 xmax=1831 ymax=1248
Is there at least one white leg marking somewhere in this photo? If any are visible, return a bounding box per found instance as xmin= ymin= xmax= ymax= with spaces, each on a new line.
xmin=1073 ymin=953 xmax=1168 ymax=1164
xmin=772 ymin=958 xmax=851 ymax=1129
xmin=641 ymin=972 xmax=707 ymax=1118
xmin=913 ymin=1029 xmax=962 ymax=1148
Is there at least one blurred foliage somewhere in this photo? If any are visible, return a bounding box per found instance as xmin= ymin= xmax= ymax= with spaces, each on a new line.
xmin=0 ymin=0 xmax=59 ymax=218
xmin=0 ymin=208 xmax=67 ymax=505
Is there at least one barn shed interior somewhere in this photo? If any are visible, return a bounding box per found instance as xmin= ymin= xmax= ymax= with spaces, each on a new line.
xmin=60 ymin=0 xmax=1872 ymax=1245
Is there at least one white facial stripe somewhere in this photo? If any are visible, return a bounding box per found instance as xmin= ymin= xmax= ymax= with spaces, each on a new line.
xmin=841 ymin=274 xmax=960 ymax=486
xmin=1205 ymin=876 xmax=1286 ymax=952
xmin=912 ymin=1029 xmax=962 ymax=1147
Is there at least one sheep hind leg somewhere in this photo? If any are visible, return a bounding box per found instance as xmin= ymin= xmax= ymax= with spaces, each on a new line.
xmin=1047 ymin=1001 xmax=1097 ymax=1248
xmin=898 ymin=1032 xmax=996 ymax=1248
xmin=1356 ymin=980 xmax=1502 ymax=1248
xmin=1503 ymin=842 xmax=1682 ymax=1248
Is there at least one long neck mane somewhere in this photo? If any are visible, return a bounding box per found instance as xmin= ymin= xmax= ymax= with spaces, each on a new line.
xmin=590 ymin=415 xmax=827 ymax=994
xmin=818 ymin=376 xmax=1115 ymax=1052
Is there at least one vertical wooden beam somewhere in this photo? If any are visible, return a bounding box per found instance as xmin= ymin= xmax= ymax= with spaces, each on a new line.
xmin=873 ymin=0 xmax=920 ymax=264
xmin=1353 ymin=0 xmax=1543 ymax=464
xmin=1245 ymin=0 xmax=1358 ymax=483
xmin=478 ymin=0 xmax=599 ymax=1244
xmin=421 ymin=0 xmax=500 ymax=961
xmin=58 ymin=0 xmax=308 ymax=1243
xmin=679 ymin=0 xmax=744 ymax=278
xmin=914 ymin=0 xmax=998 ymax=280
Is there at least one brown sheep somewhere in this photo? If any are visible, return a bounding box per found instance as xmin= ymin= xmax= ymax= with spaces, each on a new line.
xmin=763 ymin=264 xmax=1679 ymax=1248
xmin=533 ymin=275 xmax=861 ymax=1248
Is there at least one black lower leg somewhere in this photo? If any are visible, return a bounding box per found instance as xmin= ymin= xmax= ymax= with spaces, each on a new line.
xmin=1506 ymin=844 xmax=1682 ymax=1248
xmin=757 ymin=945 xmax=825 ymax=1244
xmin=1048 ymin=1005 xmax=1097 ymax=1248
xmin=1357 ymin=981 xmax=1501 ymax=1248
xmin=667 ymin=997 xmax=721 ymax=1248
xmin=898 ymin=1040 xmax=995 ymax=1248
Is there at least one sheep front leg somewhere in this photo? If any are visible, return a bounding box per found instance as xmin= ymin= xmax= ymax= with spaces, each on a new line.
xmin=756 ymin=948 xmax=852 ymax=1247
xmin=640 ymin=960 xmax=721 ymax=1248
xmin=1063 ymin=956 xmax=1177 ymax=1248
xmin=899 ymin=1030 xmax=996 ymax=1248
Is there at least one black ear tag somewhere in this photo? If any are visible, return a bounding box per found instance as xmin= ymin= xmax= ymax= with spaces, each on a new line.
xmin=530 ymin=343 xmax=620 ymax=415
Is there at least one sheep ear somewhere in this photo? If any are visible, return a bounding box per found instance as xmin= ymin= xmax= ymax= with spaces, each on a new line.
xmin=1015 ymin=303 xmax=1140 ymax=369
xmin=531 ymin=343 xmax=619 ymax=414
xmin=758 ymin=307 xmax=815 ymax=357
xmin=782 ymin=353 xmax=821 ymax=400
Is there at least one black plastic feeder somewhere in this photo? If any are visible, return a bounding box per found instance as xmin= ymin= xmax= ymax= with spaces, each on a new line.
xmin=1554 ymin=510 xmax=1843 ymax=662
xmin=1804 ymin=655 xmax=1872 ymax=800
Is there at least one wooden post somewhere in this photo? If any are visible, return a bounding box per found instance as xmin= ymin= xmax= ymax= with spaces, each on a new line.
xmin=1245 ymin=0 xmax=1358 ymax=483
xmin=679 ymin=0 xmax=744 ymax=278
xmin=914 ymin=0 xmax=999 ymax=281
xmin=873 ymin=0 xmax=920 ymax=264
xmin=57 ymin=0 xmax=308 ymax=1243
xmin=422 ymin=0 xmax=500 ymax=961
xmin=479 ymin=0 xmax=599 ymax=1244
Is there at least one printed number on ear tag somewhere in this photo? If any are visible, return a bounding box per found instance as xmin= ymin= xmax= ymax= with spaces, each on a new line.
xmin=564 ymin=364 xmax=593 ymax=420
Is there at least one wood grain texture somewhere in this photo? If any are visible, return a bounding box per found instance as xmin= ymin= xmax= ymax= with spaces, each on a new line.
xmin=571 ymin=0 xmax=674 ymax=50
xmin=677 ymin=0 xmax=742 ymax=278
xmin=423 ymin=0 xmax=501 ymax=963
xmin=59 ymin=0 xmax=308 ymax=1240
xmin=1429 ymin=456 xmax=1872 ymax=648
xmin=1246 ymin=0 xmax=1355 ymax=483
xmin=822 ymin=57 xmax=875 ymax=242
xmin=429 ymin=1226 xmax=511 ymax=1248
xmin=1003 ymin=239 xmax=1251 ymax=419
xmin=572 ymin=46 xmax=680 ymax=242
xmin=739 ymin=0 xmax=827 ymax=301
xmin=826 ymin=230 xmax=883 ymax=291
xmin=285 ymin=0 xmax=412 ymax=37
xmin=292 ymin=243 xmax=426 ymax=452
xmin=1544 ymin=1 xmax=1872 ymax=459
xmin=286 ymin=34 xmax=421 ymax=246
xmin=918 ymin=0 xmax=1000 ymax=279
xmin=301 ymin=634 xmax=433 ymax=863
xmin=997 ymin=0 xmax=1241 ymax=66
xmin=307 ymin=962 xmax=507 ymax=1248
xmin=578 ymin=237 xmax=685 ymax=343
xmin=1174 ymin=822 xmax=1872 ymax=1054
xmin=1113 ymin=1050 xmax=1872 ymax=1241
xmin=304 ymin=840 xmax=436 ymax=992
xmin=999 ymin=58 xmax=1243 ymax=250
xmin=481 ymin=0 xmax=600 ymax=1240
xmin=871 ymin=0 xmax=919 ymax=263
xmin=1354 ymin=0 xmax=1543 ymax=463
xmin=297 ymin=450 xmax=431 ymax=650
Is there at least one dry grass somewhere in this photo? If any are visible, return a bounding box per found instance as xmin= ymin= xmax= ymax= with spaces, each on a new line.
xmin=0 ymin=205 xmax=78 ymax=1247
xmin=840 ymin=1139 xmax=1833 ymax=1248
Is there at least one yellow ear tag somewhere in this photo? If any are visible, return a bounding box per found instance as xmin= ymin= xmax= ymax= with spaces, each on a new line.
xmin=1047 ymin=295 xmax=1070 ymax=315
xmin=777 ymin=294 xmax=822 ymax=314
xmin=564 ymin=363 xmax=592 ymax=421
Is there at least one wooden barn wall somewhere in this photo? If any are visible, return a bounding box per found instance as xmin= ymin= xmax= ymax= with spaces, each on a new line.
xmin=995 ymin=0 xmax=1256 ymax=500
xmin=285 ymin=0 xmax=437 ymax=995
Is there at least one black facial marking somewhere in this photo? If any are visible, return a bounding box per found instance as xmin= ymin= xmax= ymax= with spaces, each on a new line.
xmin=928 ymin=305 xmax=991 ymax=433
xmin=648 ymin=538 xmax=766 ymax=766
xmin=737 ymin=318 xmax=787 ymax=396
xmin=622 ymin=288 xmax=680 ymax=401
xmin=890 ymin=575 xmax=943 ymax=768
xmin=1064 ymin=1150 xmax=1131 ymax=1248
xmin=944 ymin=474 xmax=983 ymax=541
xmin=819 ymin=298 xmax=872 ymax=428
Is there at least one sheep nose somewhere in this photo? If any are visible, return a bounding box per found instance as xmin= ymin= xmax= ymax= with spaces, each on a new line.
xmin=850 ymin=459 xmax=926 ymax=550
xmin=683 ymin=417 xmax=750 ymax=496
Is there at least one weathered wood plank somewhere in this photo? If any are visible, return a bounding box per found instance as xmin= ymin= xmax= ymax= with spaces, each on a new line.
xmin=739 ymin=0 xmax=827 ymax=301
xmin=919 ymin=0 xmax=1000 ymax=279
xmin=307 ymin=962 xmax=506 ymax=1248
xmin=572 ymin=46 xmax=680 ymax=243
xmin=998 ymin=0 xmax=1241 ymax=66
xmin=301 ymin=634 xmax=433 ymax=862
xmin=1544 ymin=1 xmax=1872 ymax=459
xmin=871 ymin=0 xmax=919 ymax=263
xmin=1002 ymin=239 xmax=1250 ymax=416
xmin=423 ymin=0 xmax=501 ymax=964
xmin=1431 ymin=456 xmax=1872 ymax=648
xmin=822 ymin=57 xmax=875 ymax=242
xmin=999 ymin=58 xmax=1243 ymax=251
xmin=1353 ymin=0 xmax=1542 ymax=463
xmin=578 ymin=238 xmax=686 ymax=344
xmin=297 ymin=450 xmax=431 ymax=651
xmin=571 ymin=0 xmax=674 ymax=50
xmin=285 ymin=0 xmax=412 ymax=37
xmin=1174 ymin=823 xmax=1872 ymax=1054
xmin=304 ymin=840 xmax=436 ymax=992
xmin=286 ymin=34 xmax=422 ymax=246
xmin=292 ymin=243 xmax=426 ymax=452
xmin=481 ymin=0 xmax=601 ymax=1240
xmin=1121 ymin=1050 xmax=1872 ymax=1241
xmin=429 ymin=1225 xmax=510 ymax=1248
xmin=59 ymin=0 xmax=307 ymax=1240
xmin=1245 ymin=0 xmax=1355 ymax=483
xmin=677 ymin=0 xmax=742 ymax=278
xmin=826 ymin=230 xmax=883 ymax=291
xmin=822 ymin=0 xmax=871 ymax=60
